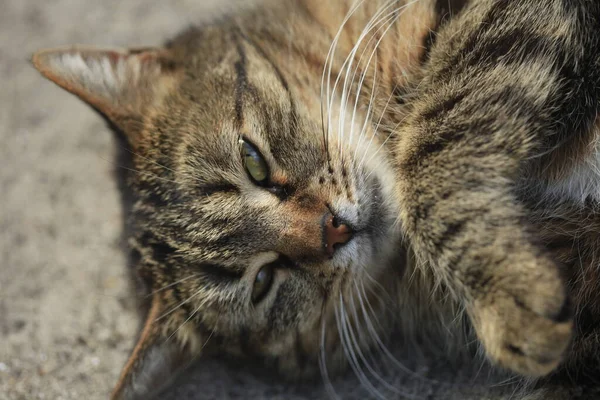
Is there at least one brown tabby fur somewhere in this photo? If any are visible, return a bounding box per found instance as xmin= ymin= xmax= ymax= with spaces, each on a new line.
xmin=31 ymin=0 xmax=600 ymax=398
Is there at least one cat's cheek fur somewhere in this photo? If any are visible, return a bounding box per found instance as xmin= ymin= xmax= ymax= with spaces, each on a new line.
xmin=543 ymin=118 xmax=600 ymax=203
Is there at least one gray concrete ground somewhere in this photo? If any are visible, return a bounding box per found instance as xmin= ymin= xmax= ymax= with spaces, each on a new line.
xmin=0 ymin=1 xmax=579 ymax=399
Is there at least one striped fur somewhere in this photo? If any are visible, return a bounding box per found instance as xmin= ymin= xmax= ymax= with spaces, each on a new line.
xmin=32 ymin=0 xmax=600 ymax=398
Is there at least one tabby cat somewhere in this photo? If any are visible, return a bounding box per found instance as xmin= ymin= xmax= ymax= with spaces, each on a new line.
xmin=32 ymin=0 xmax=600 ymax=398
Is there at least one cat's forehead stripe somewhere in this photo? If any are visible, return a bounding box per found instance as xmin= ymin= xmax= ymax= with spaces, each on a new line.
xmin=231 ymin=29 xmax=292 ymax=128
xmin=233 ymin=33 xmax=249 ymax=128
xmin=231 ymin=29 xmax=301 ymax=161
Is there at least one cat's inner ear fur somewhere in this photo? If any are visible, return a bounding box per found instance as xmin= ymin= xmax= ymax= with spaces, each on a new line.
xmin=31 ymin=46 xmax=180 ymax=143
xmin=110 ymin=294 xmax=203 ymax=400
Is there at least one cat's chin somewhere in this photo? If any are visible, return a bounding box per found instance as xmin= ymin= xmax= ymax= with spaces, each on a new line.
xmin=329 ymin=223 xmax=400 ymax=287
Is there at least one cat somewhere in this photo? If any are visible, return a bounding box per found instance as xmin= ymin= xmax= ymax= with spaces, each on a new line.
xmin=31 ymin=0 xmax=600 ymax=399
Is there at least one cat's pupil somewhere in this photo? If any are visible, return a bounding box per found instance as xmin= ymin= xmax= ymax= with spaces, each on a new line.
xmin=252 ymin=263 xmax=274 ymax=303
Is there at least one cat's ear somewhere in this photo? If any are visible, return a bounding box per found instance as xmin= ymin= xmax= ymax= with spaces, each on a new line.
xmin=111 ymin=294 xmax=203 ymax=400
xmin=31 ymin=46 xmax=180 ymax=144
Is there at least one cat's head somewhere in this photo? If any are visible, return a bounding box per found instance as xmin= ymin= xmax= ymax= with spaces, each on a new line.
xmin=32 ymin=21 xmax=403 ymax=399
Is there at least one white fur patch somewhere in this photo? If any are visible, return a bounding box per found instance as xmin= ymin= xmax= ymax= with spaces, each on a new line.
xmin=55 ymin=53 xmax=118 ymax=95
xmin=45 ymin=50 xmax=147 ymax=102
xmin=545 ymin=130 xmax=600 ymax=203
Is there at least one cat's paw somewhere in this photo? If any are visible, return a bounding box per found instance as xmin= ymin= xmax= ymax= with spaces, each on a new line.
xmin=470 ymin=258 xmax=573 ymax=377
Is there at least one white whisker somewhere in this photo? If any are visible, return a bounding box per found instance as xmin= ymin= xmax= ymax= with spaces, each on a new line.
xmin=354 ymin=80 xmax=399 ymax=162
xmin=165 ymin=296 xmax=211 ymax=343
xmin=154 ymin=286 xmax=204 ymax=322
xmin=120 ymin=145 xmax=178 ymax=175
xmin=319 ymin=314 xmax=342 ymax=400
xmin=321 ymin=0 xmax=367 ymax=155
xmin=348 ymin=285 xmax=421 ymax=398
xmin=337 ymin=293 xmax=389 ymax=400
xmin=357 ymin=280 xmax=443 ymax=386
xmin=336 ymin=1 xmax=407 ymax=154
xmin=346 ymin=2 xmax=415 ymax=149
xmin=144 ymin=274 xmax=199 ymax=298
xmin=360 ymin=112 xmax=411 ymax=182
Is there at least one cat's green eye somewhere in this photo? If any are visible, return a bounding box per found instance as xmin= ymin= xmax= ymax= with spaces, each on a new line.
xmin=251 ymin=263 xmax=274 ymax=304
xmin=241 ymin=139 xmax=269 ymax=184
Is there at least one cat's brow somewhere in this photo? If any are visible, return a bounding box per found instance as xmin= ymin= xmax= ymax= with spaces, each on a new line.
xmin=197 ymin=262 xmax=244 ymax=286
xmin=197 ymin=182 xmax=240 ymax=197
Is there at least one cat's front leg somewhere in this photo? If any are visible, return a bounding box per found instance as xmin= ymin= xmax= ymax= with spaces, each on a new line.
xmin=395 ymin=134 xmax=572 ymax=376
xmin=393 ymin=0 xmax=600 ymax=377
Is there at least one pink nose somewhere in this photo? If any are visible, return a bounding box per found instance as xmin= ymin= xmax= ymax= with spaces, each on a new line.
xmin=324 ymin=214 xmax=353 ymax=256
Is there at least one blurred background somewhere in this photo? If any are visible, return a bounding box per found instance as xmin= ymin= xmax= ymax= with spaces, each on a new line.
xmin=1 ymin=1 xmax=512 ymax=399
